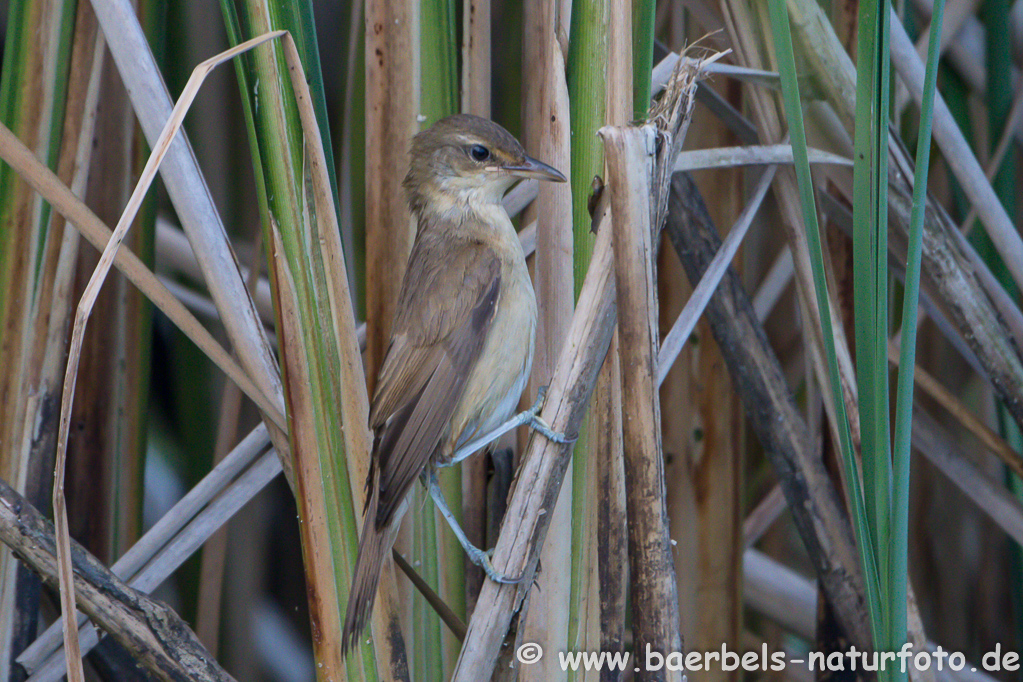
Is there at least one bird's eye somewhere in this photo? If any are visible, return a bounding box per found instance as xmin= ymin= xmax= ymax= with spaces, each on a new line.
xmin=469 ymin=144 xmax=491 ymax=162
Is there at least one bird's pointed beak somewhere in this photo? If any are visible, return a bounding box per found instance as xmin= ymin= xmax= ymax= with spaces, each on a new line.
xmin=502 ymin=155 xmax=567 ymax=183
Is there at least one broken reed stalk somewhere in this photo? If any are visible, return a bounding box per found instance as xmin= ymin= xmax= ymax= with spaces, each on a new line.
xmin=0 ymin=477 xmax=233 ymax=682
xmin=452 ymin=53 xmax=714 ymax=680
xmin=665 ymin=172 xmax=871 ymax=649
xmin=451 ymin=195 xmax=619 ymax=681
xmin=596 ymin=1 xmax=631 ymax=659
xmin=602 ymin=124 xmax=684 ymax=672
xmin=593 ymin=330 xmax=627 ymax=655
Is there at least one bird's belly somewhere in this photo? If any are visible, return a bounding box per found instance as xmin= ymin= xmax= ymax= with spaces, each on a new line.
xmin=442 ymin=268 xmax=536 ymax=459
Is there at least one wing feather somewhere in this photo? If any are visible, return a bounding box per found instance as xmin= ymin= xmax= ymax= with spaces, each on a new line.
xmin=368 ymin=231 xmax=501 ymax=528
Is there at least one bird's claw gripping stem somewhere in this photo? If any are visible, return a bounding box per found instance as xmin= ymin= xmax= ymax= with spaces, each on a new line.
xmin=467 ymin=546 xmax=525 ymax=584
xmin=526 ymin=386 xmax=576 ymax=445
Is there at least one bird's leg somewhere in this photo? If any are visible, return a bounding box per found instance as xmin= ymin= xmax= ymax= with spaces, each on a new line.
xmin=424 ymin=471 xmax=524 ymax=584
xmin=446 ymin=386 xmax=577 ymax=466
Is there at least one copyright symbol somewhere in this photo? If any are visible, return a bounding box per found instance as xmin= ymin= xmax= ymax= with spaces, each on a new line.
xmin=516 ymin=642 xmax=543 ymax=665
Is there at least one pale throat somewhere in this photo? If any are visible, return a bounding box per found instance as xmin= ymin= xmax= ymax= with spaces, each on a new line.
xmin=414 ymin=174 xmax=516 ymax=232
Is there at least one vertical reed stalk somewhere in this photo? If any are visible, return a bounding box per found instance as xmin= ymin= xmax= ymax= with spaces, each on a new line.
xmin=520 ymin=0 xmax=574 ymax=676
xmin=760 ymin=0 xmax=879 ymax=649
xmin=365 ymin=0 xmax=417 ymax=389
xmin=565 ymin=0 xmax=609 ymax=675
xmin=593 ymin=0 xmax=632 ymax=668
xmin=979 ymin=0 xmax=1023 ymax=646
xmin=664 ymin=74 xmax=744 ymax=682
xmin=338 ymin=0 xmax=365 ymax=316
xmin=415 ymin=0 xmax=460 ymax=675
xmin=631 ymin=0 xmax=656 ymax=118
xmin=459 ymin=0 xmax=490 ymax=628
xmin=890 ymin=0 xmax=945 ymax=670
xmin=195 ymin=229 xmax=265 ymax=653
xmin=72 ymin=3 xmax=153 ymax=570
xmin=603 ymin=123 xmax=683 ymax=682
xmin=0 ymin=0 xmax=79 ymax=673
xmin=222 ymin=6 xmax=404 ymax=677
xmin=364 ymin=0 xmax=417 ymax=665
xmin=850 ymin=0 xmax=893 ymax=648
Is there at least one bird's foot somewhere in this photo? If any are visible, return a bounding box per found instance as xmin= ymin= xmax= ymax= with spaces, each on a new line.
xmin=468 ymin=546 xmax=525 ymax=585
xmin=529 ymin=415 xmax=576 ymax=444
xmin=526 ymin=386 xmax=577 ymax=445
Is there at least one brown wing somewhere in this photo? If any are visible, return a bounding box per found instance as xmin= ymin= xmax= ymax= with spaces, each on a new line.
xmin=369 ymin=230 xmax=501 ymax=528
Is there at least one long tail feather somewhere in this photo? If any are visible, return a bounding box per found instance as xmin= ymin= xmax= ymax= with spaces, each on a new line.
xmin=341 ymin=489 xmax=409 ymax=657
xmin=341 ymin=496 xmax=388 ymax=655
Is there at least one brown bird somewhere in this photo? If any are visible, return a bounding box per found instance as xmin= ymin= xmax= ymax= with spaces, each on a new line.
xmin=341 ymin=114 xmax=569 ymax=653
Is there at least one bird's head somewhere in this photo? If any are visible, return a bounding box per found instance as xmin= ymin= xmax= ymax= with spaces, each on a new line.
xmin=404 ymin=114 xmax=566 ymax=217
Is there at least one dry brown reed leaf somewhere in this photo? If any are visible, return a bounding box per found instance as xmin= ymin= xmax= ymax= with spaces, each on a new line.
xmin=30 ymin=23 xmax=379 ymax=679
xmin=49 ymin=30 xmax=287 ymax=680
